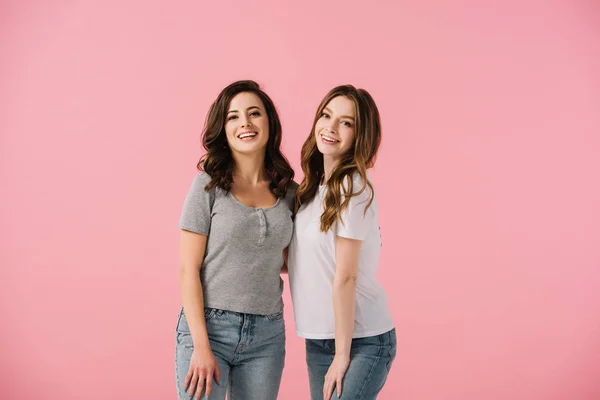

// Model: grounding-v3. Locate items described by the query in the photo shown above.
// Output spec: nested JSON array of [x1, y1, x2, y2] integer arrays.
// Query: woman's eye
[[250, 111, 261, 117], [342, 121, 352, 127], [228, 115, 238, 121], [320, 113, 330, 118]]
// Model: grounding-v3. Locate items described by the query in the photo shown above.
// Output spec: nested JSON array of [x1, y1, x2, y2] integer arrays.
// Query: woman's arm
[[179, 229, 220, 398], [179, 230, 211, 349], [323, 235, 362, 400], [333, 236, 361, 355]]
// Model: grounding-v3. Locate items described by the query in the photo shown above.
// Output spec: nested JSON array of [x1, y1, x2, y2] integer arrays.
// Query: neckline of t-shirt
[[228, 192, 281, 211]]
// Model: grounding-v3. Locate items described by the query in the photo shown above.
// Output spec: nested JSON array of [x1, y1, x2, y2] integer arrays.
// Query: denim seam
[[385, 346, 394, 372], [175, 310, 184, 397], [175, 351, 182, 397], [385, 330, 396, 372], [229, 373, 235, 400], [356, 335, 385, 398]]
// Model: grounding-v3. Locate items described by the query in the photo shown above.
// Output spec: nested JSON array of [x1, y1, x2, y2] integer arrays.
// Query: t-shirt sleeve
[[335, 176, 375, 241], [178, 173, 214, 235]]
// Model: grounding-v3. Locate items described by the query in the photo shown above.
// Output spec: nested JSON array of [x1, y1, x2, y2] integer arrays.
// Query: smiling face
[[314, 95, 356, 163], [224, 92, 269, 156]]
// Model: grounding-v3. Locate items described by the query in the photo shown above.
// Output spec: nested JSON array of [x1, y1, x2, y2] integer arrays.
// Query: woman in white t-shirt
[[288, 85, 396, 400]]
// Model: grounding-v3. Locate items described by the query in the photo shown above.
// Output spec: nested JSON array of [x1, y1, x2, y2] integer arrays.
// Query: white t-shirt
[[288, 173, 395, 339]]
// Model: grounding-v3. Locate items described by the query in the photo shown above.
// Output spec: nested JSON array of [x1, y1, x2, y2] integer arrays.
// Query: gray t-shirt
[[179, 172, 297, 315]]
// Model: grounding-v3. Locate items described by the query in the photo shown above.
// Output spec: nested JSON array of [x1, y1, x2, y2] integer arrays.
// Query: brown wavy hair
[[197, 80, 294, 197], [295, 85, 382, 232]]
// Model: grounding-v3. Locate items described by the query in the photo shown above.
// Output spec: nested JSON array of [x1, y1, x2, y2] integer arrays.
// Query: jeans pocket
[[204, 308, 217, 321], [175, 308, 189, 334], [385, 329, 397, 372], [266, 310, 284, 321]]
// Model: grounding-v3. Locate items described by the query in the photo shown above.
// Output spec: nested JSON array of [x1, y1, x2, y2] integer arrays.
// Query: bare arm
[[323, 235, 362, 400], [333, 236, 361, 357], [179, 230, 211, 349], [179, 229, 220, 397]]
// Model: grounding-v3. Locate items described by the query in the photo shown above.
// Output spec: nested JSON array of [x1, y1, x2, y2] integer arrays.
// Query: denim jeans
[[305, 329, 396, 400], [175, 307, 286, 400]]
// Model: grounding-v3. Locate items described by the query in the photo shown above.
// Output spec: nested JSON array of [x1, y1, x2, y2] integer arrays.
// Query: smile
[[320, 134, 339, 144], [238, 131, 257, 139]]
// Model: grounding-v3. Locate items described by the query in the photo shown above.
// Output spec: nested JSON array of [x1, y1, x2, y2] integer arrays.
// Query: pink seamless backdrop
[[1, 1, 599, 399]]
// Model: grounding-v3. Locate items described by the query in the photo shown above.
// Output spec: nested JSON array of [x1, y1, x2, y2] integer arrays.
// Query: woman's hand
[[185, 346, 221, 399], [323, 354, 350, 400]]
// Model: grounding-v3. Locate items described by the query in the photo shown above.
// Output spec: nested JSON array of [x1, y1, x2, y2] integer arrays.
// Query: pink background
[[2, 1, 600, 399]]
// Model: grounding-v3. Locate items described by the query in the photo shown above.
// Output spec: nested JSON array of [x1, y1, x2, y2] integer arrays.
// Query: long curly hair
[[295, 85, 382, 232], [197, 80, 294, 197]]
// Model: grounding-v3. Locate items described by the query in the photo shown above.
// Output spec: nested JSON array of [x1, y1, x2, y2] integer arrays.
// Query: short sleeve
[[178, 173, 215, 235], [335, 175, 375, 240]]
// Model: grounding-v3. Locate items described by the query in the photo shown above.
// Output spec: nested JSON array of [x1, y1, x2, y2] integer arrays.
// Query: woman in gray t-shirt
[[175, 80, 296, 400]]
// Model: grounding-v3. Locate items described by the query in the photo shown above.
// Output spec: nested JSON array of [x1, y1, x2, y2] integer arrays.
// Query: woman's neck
[[322, 155, 339, 184], [232, 150, 268, 185]]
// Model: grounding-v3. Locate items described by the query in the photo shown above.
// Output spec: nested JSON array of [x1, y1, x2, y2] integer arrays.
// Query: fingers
[[323, 375, 334, 400], [323, 374, 344, 400], [184, 369, 193, 390], [214, 364, 221, 385], [193, 371, 206, 399], [205, 368, 214, 398], [323, 385, 332, 400], [187, 370, 199, 397]]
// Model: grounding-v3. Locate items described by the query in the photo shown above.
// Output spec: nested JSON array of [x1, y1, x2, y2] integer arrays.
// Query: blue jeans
[[305, 329, 396, 400], [175, 307, 286, 400]]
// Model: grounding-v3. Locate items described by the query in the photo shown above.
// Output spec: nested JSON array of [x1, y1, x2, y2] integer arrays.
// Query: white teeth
[[239, 132, 257, 139], [322, 135, 338, 143]]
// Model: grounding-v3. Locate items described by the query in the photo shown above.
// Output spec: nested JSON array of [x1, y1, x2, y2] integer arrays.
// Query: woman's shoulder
[[193, 171, 212, 185], [187, 171, 219, 197], [344, 171, 375, 196]]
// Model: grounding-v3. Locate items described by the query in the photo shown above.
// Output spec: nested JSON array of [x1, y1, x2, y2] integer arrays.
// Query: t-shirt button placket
[[257, 209, 267, 245]]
